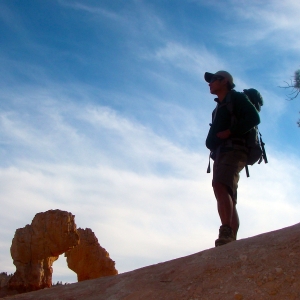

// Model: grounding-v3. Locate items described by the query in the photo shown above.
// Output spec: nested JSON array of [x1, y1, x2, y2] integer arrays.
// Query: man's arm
[[216, 129, 231, 139]]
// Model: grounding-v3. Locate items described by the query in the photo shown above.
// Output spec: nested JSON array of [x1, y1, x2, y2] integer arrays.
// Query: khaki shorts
[[213, 149, 247, 203]]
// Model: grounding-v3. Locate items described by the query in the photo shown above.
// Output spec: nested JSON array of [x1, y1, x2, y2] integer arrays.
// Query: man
[[204, 70, 260, 247]]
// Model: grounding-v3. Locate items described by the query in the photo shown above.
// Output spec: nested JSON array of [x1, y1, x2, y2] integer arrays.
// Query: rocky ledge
[[4, 223, 300, 300]]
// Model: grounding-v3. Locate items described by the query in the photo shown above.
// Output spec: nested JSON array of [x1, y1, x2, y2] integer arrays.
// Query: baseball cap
[[204, 70, 235, 88]]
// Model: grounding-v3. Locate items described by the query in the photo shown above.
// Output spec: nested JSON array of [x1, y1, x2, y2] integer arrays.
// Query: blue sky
[[1, 0, 300, 283]]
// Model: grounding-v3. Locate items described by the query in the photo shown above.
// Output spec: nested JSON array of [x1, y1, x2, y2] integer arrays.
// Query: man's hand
[[216, 129, 231, 139]]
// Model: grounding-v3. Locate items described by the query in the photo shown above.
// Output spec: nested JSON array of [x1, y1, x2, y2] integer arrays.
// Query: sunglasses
[[210, 76, 224, 83]]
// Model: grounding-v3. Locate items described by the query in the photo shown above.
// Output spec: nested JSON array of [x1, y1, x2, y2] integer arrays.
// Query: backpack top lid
[[243, 88, 264, 112]]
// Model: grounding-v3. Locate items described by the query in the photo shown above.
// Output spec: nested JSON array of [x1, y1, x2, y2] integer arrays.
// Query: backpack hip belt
[[220, 138, 249, 153]]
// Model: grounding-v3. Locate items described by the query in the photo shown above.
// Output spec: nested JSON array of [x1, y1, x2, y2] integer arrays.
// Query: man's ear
[[221, 78, 228, 87]]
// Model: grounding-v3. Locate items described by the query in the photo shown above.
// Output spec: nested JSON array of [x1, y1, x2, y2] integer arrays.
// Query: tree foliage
[[280, 69, 300, 100], [279, 69, 300, 126]]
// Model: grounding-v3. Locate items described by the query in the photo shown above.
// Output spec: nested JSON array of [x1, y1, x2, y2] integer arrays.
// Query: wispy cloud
[[202, 0, 300, 49], [58, 1, 122, 21], [58, 0, 165, 42], [232, 0, 300, 30], [151, 42, 225, 77]]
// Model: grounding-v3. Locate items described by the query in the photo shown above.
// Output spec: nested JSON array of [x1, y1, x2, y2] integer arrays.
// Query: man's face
[[208, 76, 227, 95]]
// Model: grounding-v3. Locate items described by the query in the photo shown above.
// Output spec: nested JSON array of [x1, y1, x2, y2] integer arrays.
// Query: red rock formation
[[8, 210, 79, 292], [65, 228, 117, 281]]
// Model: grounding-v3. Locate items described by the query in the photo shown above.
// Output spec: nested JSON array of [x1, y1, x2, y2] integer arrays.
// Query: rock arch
[[8, 210, 117, 293], [8, 210, 79, 292]]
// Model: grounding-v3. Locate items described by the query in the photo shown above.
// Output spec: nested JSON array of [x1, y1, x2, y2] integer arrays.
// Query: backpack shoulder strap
[[225, 90, 252, 177], [224, 90, 236, 125]]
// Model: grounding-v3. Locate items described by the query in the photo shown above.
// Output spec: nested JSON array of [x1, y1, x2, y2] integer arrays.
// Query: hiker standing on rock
[[204, 71, 260, 247]]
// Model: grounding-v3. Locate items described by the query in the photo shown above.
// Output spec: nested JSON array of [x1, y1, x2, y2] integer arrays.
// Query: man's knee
[[212, 181, 228, 192], [213, 181, 233, 203]]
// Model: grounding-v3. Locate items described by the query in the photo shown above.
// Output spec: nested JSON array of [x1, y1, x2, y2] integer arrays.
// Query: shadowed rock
[[65, 228, 118, 281], [0, 272, 12, 288]]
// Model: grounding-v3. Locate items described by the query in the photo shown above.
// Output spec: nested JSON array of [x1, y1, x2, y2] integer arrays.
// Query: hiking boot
[[215, 225, 235, 247]]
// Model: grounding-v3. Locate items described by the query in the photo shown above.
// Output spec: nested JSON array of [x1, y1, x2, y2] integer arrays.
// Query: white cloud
[[0, 88, 210, 281], [189, 0, 300, 50], [233, 0, 300, 30], [152, 42, 225, 78], [0, 158, 213, 280], [58, 0, 165, 43], [237, 148, 300, 239], [226, 0, 300, 49], [61, 1, 121, 21]]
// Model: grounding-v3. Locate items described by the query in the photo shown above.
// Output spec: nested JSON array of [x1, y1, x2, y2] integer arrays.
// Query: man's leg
[[212, 150, 246, 246], [212, 181, 236, 246], [213, 181, 240, 237], [212, 181, 233, 227], [231, 204, 239, 239]]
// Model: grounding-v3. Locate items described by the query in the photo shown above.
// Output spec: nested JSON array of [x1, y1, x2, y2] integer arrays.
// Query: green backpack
[[207, 89, 268, 177], [230, 88, 268, 177]]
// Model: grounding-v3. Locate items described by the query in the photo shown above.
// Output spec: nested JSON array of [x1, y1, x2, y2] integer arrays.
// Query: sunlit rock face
[[65, 228, 118, 281], [8, 210, 79, 292]]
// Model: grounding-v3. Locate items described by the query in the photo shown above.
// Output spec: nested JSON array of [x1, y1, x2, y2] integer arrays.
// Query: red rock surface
[[65, 228, 117, 281], [4, 222, 300, 300], [0, 273, 11, 289], [0, 273, 15, 298], [8, 210, 79, 292]]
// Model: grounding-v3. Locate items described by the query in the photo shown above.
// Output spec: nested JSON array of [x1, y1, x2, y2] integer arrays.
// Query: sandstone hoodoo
[[8, 210, 79, 292], [65, 228, 118, 281]]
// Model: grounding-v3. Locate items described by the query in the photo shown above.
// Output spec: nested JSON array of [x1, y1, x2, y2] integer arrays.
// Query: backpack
[[207, 89, 268, 177], [228, 89, 268, 177]]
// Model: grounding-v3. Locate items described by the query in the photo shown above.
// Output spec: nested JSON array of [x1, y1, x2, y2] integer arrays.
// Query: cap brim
[[204, 72, 214, 83]]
